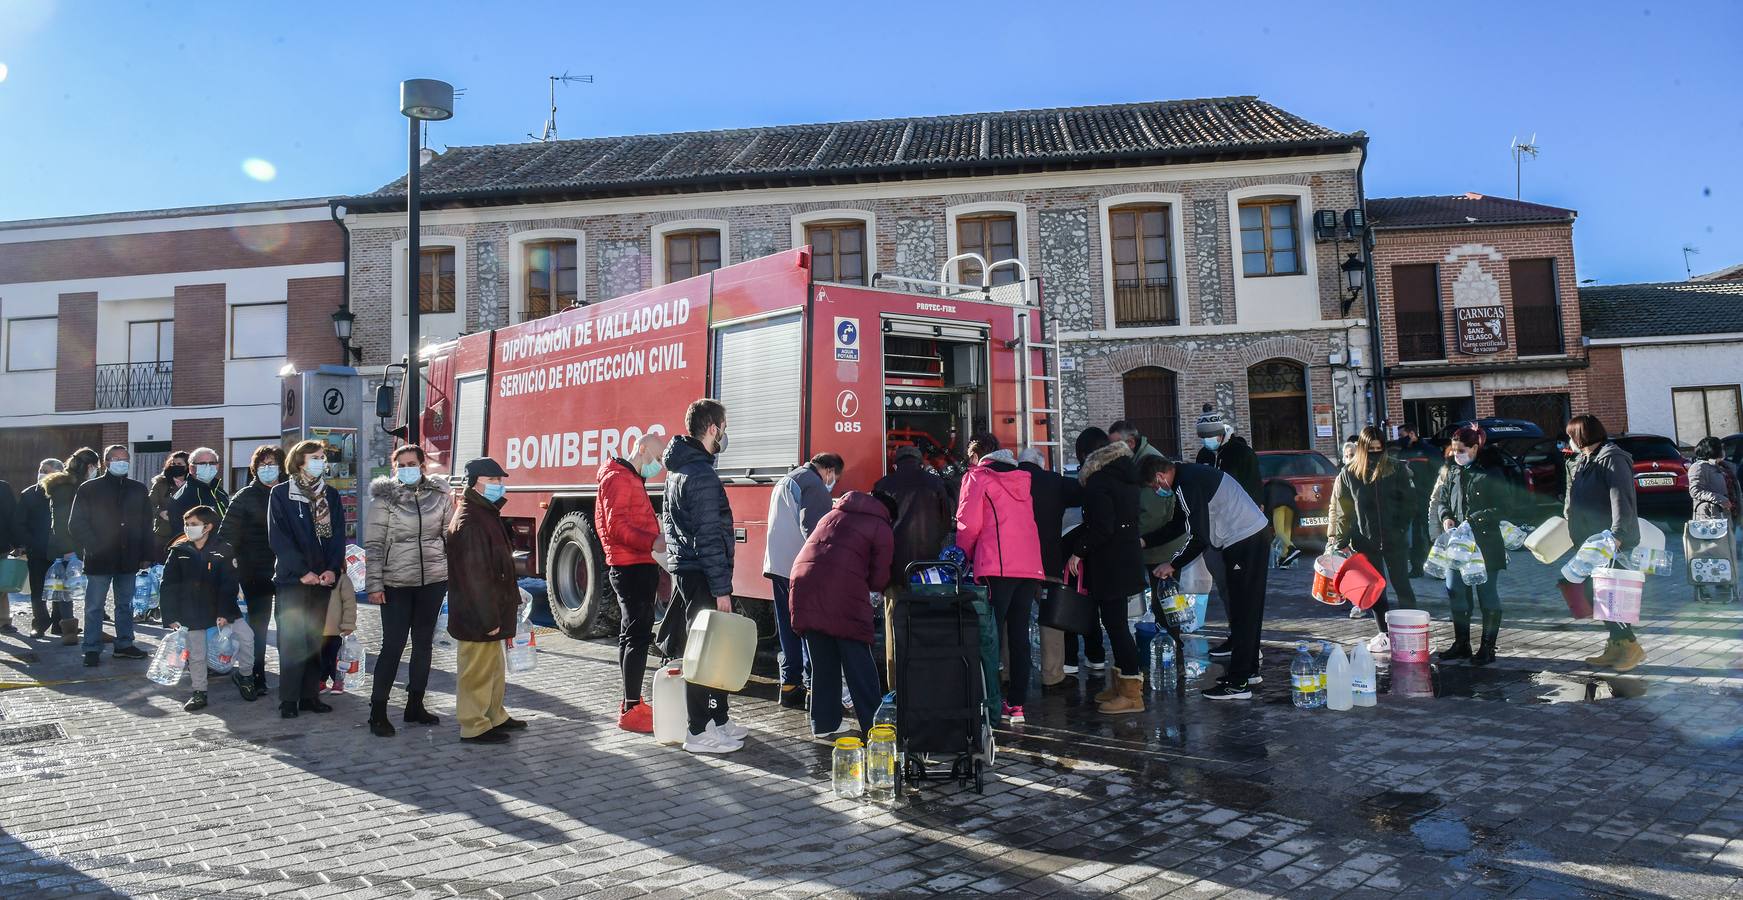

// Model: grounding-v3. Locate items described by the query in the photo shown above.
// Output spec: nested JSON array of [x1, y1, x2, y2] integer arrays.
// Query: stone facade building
[[1367, 194, 1588, 439], [339, 98, 1374, 462]]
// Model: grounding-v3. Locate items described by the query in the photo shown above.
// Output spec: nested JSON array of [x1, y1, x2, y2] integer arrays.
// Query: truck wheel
[[547, 511, 611, 639]]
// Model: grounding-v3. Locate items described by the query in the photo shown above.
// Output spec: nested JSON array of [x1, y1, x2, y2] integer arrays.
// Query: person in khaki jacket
[[362, 444, 453, 737]]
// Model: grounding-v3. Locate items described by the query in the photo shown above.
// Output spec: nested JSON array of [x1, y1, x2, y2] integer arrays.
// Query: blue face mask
[[1155, 486, 1174, 498], [481, 482, 506, 502], [304, 459, 327, 478], [256, 465, 280, 484], [194, 463, 218, 483], [107, 460, 130, 478], [638, 461, 662, 479], [396, 466, 421, 485], [1203, 437, 1221, 452]]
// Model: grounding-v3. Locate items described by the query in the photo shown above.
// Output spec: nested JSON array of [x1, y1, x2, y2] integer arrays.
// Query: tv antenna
[[1683, 244, 1701, 278], [1510, 134, 1540, 200], [422, 87, 467, 150], [532, 72, 593, 142]]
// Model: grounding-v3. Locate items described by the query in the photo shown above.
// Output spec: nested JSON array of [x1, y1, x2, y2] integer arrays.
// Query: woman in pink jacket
[[954, 433, 1044, 724]]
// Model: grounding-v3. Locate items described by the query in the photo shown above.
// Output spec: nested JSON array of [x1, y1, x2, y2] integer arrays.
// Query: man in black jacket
[[14, 459, 70, 638], [658, 399, 745, 754], [168, 446, 230, 525], [219, 445, 281, 694], [68, 445, 154, 666]]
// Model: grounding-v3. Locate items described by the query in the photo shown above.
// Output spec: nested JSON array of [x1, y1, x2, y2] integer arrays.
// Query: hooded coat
[[1329, 456, 1417, 558], [363, 476, 453, 592], [1564, 441, 1641, 554], [660, 435, 735, 598], [43, 471, 79, 559], [954, 451, 1044, 581], [873, 457, 953, 583], [788, 492, 894, 644], [1425, 451, 1509, 571], [444, 489, 521, 642], [16, 474, 72, 559], [596, 458, 660, 567], [1076, 442, 1145, 600]]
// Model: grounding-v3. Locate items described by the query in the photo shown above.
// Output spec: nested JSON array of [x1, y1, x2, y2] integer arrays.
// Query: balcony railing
[[1113, 278, 1178, 327], [1396, 311, 1445, 362], [1514, 305, 1565, 356], [95, 361, 173, 410]]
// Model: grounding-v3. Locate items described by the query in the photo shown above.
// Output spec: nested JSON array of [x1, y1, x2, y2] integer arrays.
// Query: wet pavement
[[1, 547, 1740, 898]]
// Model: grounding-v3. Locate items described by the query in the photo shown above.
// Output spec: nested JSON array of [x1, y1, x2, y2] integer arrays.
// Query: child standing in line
[[160, 506, 257, 711]]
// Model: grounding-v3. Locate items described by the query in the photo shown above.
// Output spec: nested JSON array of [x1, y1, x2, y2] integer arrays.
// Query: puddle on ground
[[1429, 664, 1648, 703]]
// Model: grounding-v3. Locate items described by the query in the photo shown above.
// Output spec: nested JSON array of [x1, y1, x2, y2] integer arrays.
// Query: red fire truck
[[401, 248, 1056, 637]]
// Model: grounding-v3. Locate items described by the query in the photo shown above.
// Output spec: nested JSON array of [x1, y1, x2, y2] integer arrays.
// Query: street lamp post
[[399, 78, 454, 443]]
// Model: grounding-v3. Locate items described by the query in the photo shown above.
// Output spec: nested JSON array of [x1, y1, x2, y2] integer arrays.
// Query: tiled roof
[[349, 97, 1361, 210], [1367, 193, 1576, 229], [1579, 281, 1743, 340], [1693, 262, 1743, 283]]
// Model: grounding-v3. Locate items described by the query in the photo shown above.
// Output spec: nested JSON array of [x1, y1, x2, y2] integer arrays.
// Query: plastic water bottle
[[1351, 642, 1377, 707], [506, 618, 537, 674], [1445, 524, 1477, 564], [872, 693, 898, 732], [1422, 532, 1452, 580], [45, 560, 65, 593], [1150, 632, 1175, 685], [206, 625, 238, 674], [335, 633, 366, 690], [1291, 642, 1325, 709], [1458, 554, 1489, 586], [866, 725, 898, 805], [1499, 520, 1528, 551], [147, 628, 189, 686], [65, 557, 87, 602], [1562, 530, 1618, 582], [1181, 636, 1209, 682], [1325, 643, 1352, 711], [132, 571, 155, 616], [434, 598, 454, 648]]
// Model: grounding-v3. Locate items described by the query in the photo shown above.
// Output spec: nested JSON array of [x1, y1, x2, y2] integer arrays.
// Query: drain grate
[[0, 723, 65, 746]]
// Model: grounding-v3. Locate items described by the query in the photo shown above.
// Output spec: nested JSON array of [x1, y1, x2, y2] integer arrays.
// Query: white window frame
[[508, 228, 586, 323], [651, 219, 732, 286], [790, 209, 876, 284], [5, 316, 58, 372], [1226, 184, 1321, 326], [1097, 192, 1188, 330], [389, 235, 468, 359], [945, 201, 1028, 285], [228, 302, 288, 360]]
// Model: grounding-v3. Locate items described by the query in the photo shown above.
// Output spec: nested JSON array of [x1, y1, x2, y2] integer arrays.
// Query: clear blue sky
[[2, 0, 1737, 284]]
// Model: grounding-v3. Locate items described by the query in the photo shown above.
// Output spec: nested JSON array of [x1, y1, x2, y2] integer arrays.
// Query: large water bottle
[[831, 736, 866, 799], [434, 598, 454, 648], [1325, 643, 1352, 711], [872, 693, 898, 732], [1351, 642, 1377, 707], [335, 633, 366, 690], [866, 725, 898, 805], [1291, 642, 1325, 709], [1445, 524, 1478, 564], [1149, 633, 1175, 686], [506, 618, 538, 675], [206, 625, 238, 674], [1561, 530, 1618, 582], [1422, 532, 1453, 580], [1181, 636, 1209, 682], [44, 559, 65, 593], [1458, 552, 1489, 586], [132, 571, 155, 616], [64, 557, 86, 602], [147, 628, 189, 686], [1499, 520, 1528, 551]]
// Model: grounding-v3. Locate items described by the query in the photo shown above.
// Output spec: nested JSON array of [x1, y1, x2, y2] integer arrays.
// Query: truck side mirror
[[375, 383, 396, 420]]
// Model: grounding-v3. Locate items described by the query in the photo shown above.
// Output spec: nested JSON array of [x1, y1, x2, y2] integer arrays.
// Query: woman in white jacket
[[362, 445, 454, 737]]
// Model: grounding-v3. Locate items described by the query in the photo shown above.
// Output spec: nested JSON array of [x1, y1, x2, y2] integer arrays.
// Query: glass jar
[[832, 736, 865, 799], [866, 725, 898, 804]]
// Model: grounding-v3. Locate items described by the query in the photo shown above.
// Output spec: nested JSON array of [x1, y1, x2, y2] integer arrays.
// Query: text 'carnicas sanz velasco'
[[495, 297, 692, 398]]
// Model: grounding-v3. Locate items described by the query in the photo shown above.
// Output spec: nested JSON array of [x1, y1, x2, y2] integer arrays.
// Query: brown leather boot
[[1612, 639, 1646, 672], [1093, 669, 1122, 703], [1583, 639, 1622, 667], [59, 620, 80, 646], [1097, 672, 1146, 715]]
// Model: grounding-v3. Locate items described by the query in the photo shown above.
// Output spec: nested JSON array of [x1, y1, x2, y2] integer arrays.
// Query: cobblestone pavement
[[1, 544, 1740, 899]]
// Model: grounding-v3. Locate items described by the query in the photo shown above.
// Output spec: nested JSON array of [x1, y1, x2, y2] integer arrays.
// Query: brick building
[[338, 97, 1376, 464], [1367, 193, 1587, 439], [1579, 280, 1743, 444], [0, 199, 344, 490]]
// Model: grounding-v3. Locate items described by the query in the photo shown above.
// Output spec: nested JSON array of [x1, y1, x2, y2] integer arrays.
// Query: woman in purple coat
[[788, 491, 896, 739]]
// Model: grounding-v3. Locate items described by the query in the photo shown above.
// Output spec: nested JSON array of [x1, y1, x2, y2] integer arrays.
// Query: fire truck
[[399, 248, 1057, 638]]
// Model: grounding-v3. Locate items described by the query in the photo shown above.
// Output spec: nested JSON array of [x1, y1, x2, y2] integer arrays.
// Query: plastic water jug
[[434, 598, 455, 648], [1445, 523, 1478, 564], [1290, 642, 1325, 709], [1181, 636, 1210, 682], [1458, 553, 1488, 586], [1561, 531, 1618, 583], [64, 557, 86, 602], [1325, 643, 1352, 711], [1525, 515, 1575, 564], [1499, 520, 1528, 551], [206, 625, 238, 675], [1149, 631, 1175, 684], [1312, 553, 1347, 605], [1388, 609, 1431, 664], [832, 737, 866, 799], [506, 619, 538, 675], [651, 665, 689, 745], [873, 693, 897, 733], [1158, 590, 1195, 631], [1350, 642, 1377, 707], [148, 628, 189, 686], [866, 725, 898, 805], [1592, 566, 1645, 624], [1629, 546, 1673, 575], [1423, 531, 1453, 579], [44, 559, 65, 593], [335, 632, 366, 690], [681, 608, 757, 692]]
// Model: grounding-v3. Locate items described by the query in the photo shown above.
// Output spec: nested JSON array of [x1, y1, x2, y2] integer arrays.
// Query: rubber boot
[[404, 691, 440, 725], [1093, 669, 1122, 703], [1471, 613, 1500, 666], [1584, 639, 1623, 667], [1097, 672, 1145, 715], [1612, 638, 1647, 672], [1437, 619, 1473, 662]]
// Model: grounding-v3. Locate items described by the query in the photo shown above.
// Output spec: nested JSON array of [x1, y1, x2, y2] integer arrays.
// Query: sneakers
[[1085, 660, 1107, 673], [1366, 633, 1392, 655], [685, 722, 743, 754], [1202, 679, 1253, 701], [811, 723, 853, 741], [1208, 642, 1232, 659], [779, 685, 808, 710], [112, 645, 148, 660], [1061, 664, 1079, 675], [1003, 703, 1025, 724], [715, 719, 749, 742], [233, 670, 258, 702], [1349, 603, 1369, 619], [618, 700, 654, 734], [319, 678, 335, 694], [183, 691, 207, 712]]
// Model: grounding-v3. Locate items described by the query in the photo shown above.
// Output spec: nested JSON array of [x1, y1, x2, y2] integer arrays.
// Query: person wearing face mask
[[657, 398, 746, 754], [1329, 426, 1420, 656], [445, 458, 527, 744], [67, 445, 155, 666], [167, 447, 230, 536], [762, 452, 845, 712], [1191, 408, 1261, 660], [267, 440, 347, 718], [956, 433, 1045, 724], [15, 458, 71, 639], [362, 444, 454, 737], [1067, 429, 1146, 715], [1427, 427, 1509, 665], [596, 431, 668, 733], [47, 449, 98, 646], [149, 451, 192, 559], [1560, 415, 1646, 671], [161, 506, 257, 710], [219, 445, 284, 695]]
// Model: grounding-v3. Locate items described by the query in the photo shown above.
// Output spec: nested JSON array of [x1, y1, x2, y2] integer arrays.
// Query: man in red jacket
[[596, 431, 667, 733]]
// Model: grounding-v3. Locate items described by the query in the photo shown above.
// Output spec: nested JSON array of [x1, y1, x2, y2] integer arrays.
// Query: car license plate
[[1299, 516, 1329, 527], [1637, 475, 1674, 488]]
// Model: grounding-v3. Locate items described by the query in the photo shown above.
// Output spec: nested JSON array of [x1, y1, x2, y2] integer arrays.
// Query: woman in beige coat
[[362, 444, 453, 737]]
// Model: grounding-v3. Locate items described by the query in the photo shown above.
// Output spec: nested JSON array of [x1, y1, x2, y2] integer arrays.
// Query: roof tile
[[1368, 194, 1576, 229], [1579, 281, 1743, 340]]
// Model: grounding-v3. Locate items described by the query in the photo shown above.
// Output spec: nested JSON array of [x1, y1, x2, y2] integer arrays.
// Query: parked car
[[1258, 450, 1337, 552], [1491, 437, 1571, 521], [1721, 433, 1743, 469], [1612, 433, 1692, 518], [1429, 418, 1546, 450]]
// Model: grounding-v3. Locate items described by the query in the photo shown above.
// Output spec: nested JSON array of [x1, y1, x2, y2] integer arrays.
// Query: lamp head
[[400, 79, 454, 121]]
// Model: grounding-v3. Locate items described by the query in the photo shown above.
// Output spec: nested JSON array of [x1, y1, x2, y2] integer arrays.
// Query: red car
[[1258, 450, 1337, 551], [1612, 433, 1692, 517]]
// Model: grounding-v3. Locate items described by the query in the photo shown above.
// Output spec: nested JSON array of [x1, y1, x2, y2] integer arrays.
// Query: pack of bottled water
[[147, 628, 189, 686], [1422, 531, 1453, 580], [1499, 520, 1529, 551], [1445, 523, 1479, 564], [44, 559, 65, 594]]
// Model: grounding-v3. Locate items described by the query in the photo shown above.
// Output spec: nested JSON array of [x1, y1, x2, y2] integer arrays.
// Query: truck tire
[[546, 511, 612, 639]]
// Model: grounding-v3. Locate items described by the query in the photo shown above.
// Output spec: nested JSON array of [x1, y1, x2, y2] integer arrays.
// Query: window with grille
[[1392, 264, 1444, 361], [417, 247, 457, 314], [524, 240, 578, 320], [1247, 359, 1310, 451], [1109, 205, 1177, 326], [956, 214, 1018, 285], [1121, 367, 1180, 458], [1509, 258, 1563, 356], [1672, 386, 1742, 448], [1238, 199, 1302, 276], [806, 221, 866, 285], [665, 230, 722, 283]]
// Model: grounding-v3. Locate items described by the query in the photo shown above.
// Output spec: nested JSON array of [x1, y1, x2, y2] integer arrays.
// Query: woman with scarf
[[267, 439, 347, 719]]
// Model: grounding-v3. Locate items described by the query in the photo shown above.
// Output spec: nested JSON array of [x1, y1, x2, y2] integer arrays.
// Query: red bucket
[[1333, 553, 1387, 611], [1559, 580, 1593, 619]]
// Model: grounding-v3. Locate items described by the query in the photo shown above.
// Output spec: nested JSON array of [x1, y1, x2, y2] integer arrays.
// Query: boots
[[369, 703, 397, 737], [404, 691, 440, 725], [1097, 672, 1145, 715], [1437, 620, 1473, 662], [1093, 670, 1122, 703], [1471, 613, 1500, 666], [1584, 639, 1624, 667], [59, 620, 79, 646], [1612, 638, 1647, 672]]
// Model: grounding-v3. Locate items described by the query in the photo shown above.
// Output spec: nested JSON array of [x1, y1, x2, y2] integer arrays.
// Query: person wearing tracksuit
[[1142, 455, 1271, 700]]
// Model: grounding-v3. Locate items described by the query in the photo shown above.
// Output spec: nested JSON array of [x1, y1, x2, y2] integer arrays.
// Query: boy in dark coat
[[789, 491, 894, 737], [444, 457, 526, 744], [161, 505, 256, 710]]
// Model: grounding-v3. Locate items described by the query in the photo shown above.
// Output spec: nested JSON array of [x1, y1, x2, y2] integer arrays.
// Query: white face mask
[[304, 458, 327, 478], [1453, 452, 1474, 467], [183, 524, 206, 541]]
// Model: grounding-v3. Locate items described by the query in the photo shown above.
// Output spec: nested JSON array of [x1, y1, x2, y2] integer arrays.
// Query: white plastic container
[[1636, 518, 1666, 553], [1592, 567, 1645, 624], [652, 665, 689, 745], [1350, 642, 1377, 707], [1325, 644, 1352, 711], [1525, 515, 1574, 565], [681, 608, 757, 692], [1388, 609, 1431, 664]]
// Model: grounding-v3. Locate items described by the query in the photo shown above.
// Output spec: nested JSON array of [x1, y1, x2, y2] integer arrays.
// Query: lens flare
[[0, 63, 10, 83], [241, 158, 277, 181]]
